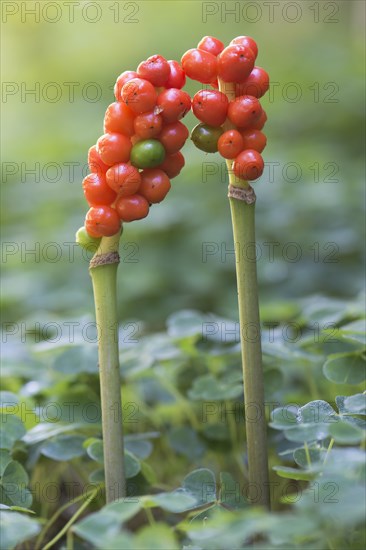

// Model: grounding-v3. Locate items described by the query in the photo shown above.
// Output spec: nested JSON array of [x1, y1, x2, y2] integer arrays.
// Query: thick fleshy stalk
[[219, 80, 270, 509], [89, 232, 126, 502]]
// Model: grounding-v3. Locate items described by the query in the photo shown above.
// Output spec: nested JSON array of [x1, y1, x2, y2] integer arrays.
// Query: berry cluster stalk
[[219, 80, 270, 509], [89, 233, 125, 502]]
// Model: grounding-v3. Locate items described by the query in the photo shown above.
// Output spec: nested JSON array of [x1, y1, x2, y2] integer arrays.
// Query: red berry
[[85, 206, 121, 237], [158, 151, 185, 178], [96, 133, 132, 166], [88, 145, 109, 175], [227, 95, 262, 128], [181, 48, 217, 84], [236, 67, 269, 98], [115, 194, 149, 222], [230, 36, 258, 58], [192, 89, 228, 127], [114, 71, 138, 101], [217, 129, 244, 159], [217, 45, 255, 83], [104, 102, 135, 136], [197, 36, 224, 57], [133, 111, 163, 139], [121, 78, 157, 114], [251, 109, 267, 130], [233, 149, 264, 181], [158, 121, 189, 154], [156, 88, 191, 123], [105, 163, 141, 195], [165, 60, 186, 89], [137, 54, 170, 87], [82, 173, 117, 206], [240, 129, 267, 153], [139, 168, 171, 203]]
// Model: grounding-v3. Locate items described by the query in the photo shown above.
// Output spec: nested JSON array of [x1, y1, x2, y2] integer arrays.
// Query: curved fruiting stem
[[218, 80, 270, 509], [89, 231, 126, 502]]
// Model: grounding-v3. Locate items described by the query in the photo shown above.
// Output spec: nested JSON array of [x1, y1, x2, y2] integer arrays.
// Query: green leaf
[[219, 472, 248, 509], [270, 407, 298, 429], [0, 510, 40, 550], [323, 352, 366, 384], [167, 310, 207, 339], [273, 466, 317, 481], [53, 345, 99, 374], [40, 435, 86, 461], [73, 499, 141, 546], [0, 460, 32, 508], [182, 468, 216, 506], [125, 451, 141, 478], [188, 373, 242, 401], [22, 422, 85, 445], [134, 523, 179, 549], [149, 490, 198, 512], [293, 447, 326, 468], [125, 439, 153, 460], [336, 319, 366, 345], [0, 392, 19, 409], [337, 393, 366, 414], [0, 450, 12, 476], [329, 420, 365, 444], [0, 414, 26, 451], [168, 426, 205, 459], [87, 440, 104, 463], [298, 400, 336, 423]]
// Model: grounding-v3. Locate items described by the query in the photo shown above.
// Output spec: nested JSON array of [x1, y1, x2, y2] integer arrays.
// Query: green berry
[[191, 123, 224, 153], [130, 139, 166, 169], [76, 226, 101, 251]]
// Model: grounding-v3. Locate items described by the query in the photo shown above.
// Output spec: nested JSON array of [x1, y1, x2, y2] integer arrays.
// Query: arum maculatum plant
[[76, 34, 270, 507]]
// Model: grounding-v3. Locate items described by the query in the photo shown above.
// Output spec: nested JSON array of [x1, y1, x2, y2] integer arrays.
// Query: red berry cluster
[[82, 56, 190, 238], [182, 36, 269, 182]]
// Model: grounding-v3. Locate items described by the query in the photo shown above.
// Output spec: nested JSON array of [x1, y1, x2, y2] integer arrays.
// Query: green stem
[[42, 489, 98, 550], [219, 80, 270, 509], [90, 233, 126, 502]]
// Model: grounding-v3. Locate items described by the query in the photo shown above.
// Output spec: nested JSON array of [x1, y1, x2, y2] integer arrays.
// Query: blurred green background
[[1, 0, 365, 334]]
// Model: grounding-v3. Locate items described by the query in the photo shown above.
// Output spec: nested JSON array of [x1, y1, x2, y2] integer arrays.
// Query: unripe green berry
[[76, 226, 101, 251], [130, 139, 166, 169], [191, 123, 224, 153]]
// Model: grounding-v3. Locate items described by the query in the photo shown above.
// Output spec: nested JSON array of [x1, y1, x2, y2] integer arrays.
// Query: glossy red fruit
[[158, 121, 189, 154], [158, 151, 185, 178], [114, 71, 138, 101], [137, 54, 170, 86], [105, 163, 141, 195], [227, 95, 262, 128], [192, 89, 228, 126], [85, 206, 121, 237], [240, 129, 267, 153], [251, 109, 267, 130], [96, 133, 132, 166], [121, 78, 157, 114], [104, 102, 135, 136], [197, 36, 224, 56], [230, 36, 258, 58], [181, 48, 217, 84], [115, 194, 149, 221], [82, 173, 117, 206], [233, 149, 264, 181], [133, 111, 163, 139], [165, 60, 186, 89], [88, 145, 109, 175], [217, 129, 244, 159], [139, 168, 171, 203], [236, 67, 270, 98], [156, 88, 191, 123], [217, 45, 255, 83]]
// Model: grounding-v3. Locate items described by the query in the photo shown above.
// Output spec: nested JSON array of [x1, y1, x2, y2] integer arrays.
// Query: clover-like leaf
[[323, 352, 366, 384]]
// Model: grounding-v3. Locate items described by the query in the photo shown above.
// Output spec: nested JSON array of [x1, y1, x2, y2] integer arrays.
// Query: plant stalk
[[219, 80, 270, 509], [89, 232, 126, 502]]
